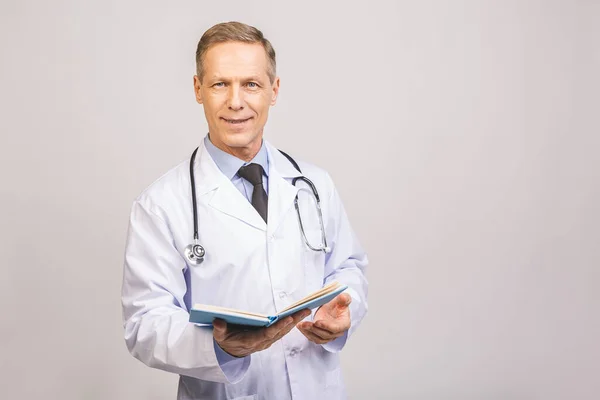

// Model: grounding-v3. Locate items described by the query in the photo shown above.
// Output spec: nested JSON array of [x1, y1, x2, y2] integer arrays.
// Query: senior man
[[122, 21, 368, 399]]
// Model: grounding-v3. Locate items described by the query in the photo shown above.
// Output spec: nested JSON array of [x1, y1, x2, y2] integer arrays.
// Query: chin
[[222, 130, 261, 148]]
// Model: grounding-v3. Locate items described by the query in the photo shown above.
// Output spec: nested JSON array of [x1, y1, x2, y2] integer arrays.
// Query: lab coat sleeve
[[121, 200, 250, 382], [319, 172, 369, 353]]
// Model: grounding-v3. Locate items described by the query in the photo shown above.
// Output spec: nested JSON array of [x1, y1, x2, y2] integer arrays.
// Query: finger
[[297, 322, 334, 340], [266, 317, 295, 339], [226, 323, 262, 334], [285, 310, 310, 326], [313, 318, 349, 334], [212, 318, 227, 339], [264, 309, 311, 342], [263, 316, 298, 345], [276, 309, 311, 334], [271, 320, 296, 342], [299, 322, 339, 340], [229, 328, 267, 354], [298, 327, 329, 345], [272, 316, 295, 331], [290, 308, 312, 322], [336, 293, 352, 307], [274, 309, 311, 335]]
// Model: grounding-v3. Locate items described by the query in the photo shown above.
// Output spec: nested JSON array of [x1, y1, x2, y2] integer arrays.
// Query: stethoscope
[[185, 146, 330, 265]]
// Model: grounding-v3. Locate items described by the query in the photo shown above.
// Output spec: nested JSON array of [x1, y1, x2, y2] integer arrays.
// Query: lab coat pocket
[[230, 395, 257, 400]]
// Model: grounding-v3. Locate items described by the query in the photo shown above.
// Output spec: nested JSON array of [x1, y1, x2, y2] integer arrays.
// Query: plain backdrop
[[1, 1, 599, 399]]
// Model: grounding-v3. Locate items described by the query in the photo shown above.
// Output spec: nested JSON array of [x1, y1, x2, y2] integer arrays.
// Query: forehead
[[203, 41, 270, 79]]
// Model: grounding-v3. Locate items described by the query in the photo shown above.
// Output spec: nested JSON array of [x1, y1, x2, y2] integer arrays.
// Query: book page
[[193, 304, 269, 319], [280, 281, 341, 313]]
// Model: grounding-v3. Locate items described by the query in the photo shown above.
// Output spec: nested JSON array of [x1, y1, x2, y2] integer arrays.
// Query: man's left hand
[[297, 293, 352, 345]]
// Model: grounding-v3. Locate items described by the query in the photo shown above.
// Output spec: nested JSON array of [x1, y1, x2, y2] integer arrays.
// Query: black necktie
[[237, 163, 268, 223]]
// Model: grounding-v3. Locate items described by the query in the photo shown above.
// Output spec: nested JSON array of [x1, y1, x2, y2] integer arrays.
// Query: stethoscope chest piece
[[185, 242, 205, 265]]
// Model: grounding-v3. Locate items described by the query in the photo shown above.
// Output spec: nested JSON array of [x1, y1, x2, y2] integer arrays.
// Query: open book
[[189, 281, 348, 327]]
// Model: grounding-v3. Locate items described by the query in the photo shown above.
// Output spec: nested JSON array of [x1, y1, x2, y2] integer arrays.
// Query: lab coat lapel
[[266, 143, 302, 237], [210, 184, 267, 231], [195, 141, 267, 232]]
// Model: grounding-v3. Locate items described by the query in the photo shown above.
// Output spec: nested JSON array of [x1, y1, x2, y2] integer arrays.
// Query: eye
[[213, 82, 225, 88], [246, 82, 259, 88]]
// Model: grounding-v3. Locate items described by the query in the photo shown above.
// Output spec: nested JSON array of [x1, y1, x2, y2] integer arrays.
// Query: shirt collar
[[204, 134, 269, 180]]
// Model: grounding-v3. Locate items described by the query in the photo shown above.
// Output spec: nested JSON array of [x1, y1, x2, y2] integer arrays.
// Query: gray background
[[1, 1, 599, 399]]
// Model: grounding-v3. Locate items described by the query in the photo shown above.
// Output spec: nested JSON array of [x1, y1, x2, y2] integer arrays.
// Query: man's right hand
[[213, 309, 311, 358]]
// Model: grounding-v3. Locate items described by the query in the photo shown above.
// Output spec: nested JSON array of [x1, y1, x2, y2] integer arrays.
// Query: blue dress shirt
[[204, 134, 269, 200]]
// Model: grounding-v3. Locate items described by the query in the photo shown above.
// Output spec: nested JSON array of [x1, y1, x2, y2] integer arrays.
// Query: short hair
[[195, 21, 277, 83]]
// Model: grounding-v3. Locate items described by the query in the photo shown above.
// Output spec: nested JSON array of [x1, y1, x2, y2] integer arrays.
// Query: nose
[[227, 85, 244, 111]]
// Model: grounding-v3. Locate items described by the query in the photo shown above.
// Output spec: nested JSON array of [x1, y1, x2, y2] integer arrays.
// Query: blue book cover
[[189, 281, 348, 327]]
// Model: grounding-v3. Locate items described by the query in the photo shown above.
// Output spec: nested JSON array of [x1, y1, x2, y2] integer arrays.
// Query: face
[[194, 41, 280, 159]]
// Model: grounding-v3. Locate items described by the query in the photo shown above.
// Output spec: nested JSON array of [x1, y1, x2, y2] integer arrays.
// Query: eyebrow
[[208, 75, 265, 83]]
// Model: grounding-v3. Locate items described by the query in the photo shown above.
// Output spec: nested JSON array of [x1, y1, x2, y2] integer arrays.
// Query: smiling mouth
[[221, 117, 252, 124]]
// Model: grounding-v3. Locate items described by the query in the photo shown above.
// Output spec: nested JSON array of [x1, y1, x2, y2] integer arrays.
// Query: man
[[122, 21, 368, 399]]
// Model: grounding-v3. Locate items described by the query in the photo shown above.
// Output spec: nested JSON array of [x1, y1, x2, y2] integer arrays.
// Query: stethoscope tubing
[[186, 146, 328, 265]]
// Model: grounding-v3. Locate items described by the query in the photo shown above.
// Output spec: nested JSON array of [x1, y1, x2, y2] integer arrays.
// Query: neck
[[208, 133, 263, 162]]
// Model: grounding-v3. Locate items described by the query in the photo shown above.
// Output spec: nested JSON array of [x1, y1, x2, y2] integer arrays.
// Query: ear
[[270, 76, 280, 106], [193, 75, 203, 104]]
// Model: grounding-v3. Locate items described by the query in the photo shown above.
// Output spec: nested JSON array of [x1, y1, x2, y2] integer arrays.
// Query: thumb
[[336, 293, 352, 308], [212, 319, 227, 336]]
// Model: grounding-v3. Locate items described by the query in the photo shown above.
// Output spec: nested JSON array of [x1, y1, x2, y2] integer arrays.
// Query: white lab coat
[[121, 139, 368, 400]]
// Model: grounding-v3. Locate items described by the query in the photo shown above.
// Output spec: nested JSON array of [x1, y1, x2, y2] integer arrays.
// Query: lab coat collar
[[264, 141, 303, 236], [194, 140, 267, 231], [192, 140, 224, 196], [264, 141, 303, 179]]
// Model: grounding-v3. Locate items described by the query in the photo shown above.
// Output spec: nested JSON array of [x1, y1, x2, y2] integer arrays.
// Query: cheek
[[248, 94, 272, 117], [204, 94, 226, 113], [203, 105, 218, 122]]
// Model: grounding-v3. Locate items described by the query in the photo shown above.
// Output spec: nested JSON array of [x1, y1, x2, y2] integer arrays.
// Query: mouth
[[221, 117, 253, 125]]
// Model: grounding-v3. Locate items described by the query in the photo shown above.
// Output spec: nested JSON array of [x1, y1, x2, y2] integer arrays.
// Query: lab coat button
[[279, 291, 287, 299], [289, 348, 298, 357]]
